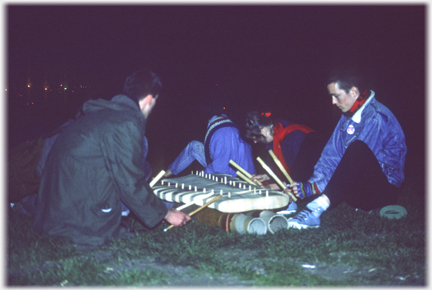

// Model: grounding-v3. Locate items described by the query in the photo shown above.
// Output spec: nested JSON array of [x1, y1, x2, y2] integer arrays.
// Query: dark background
[[6, 4, 426, 175]]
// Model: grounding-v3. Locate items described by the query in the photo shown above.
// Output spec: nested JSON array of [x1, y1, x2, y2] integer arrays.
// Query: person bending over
[[244, 111, 326, 213], [34, 69, 191, 246]]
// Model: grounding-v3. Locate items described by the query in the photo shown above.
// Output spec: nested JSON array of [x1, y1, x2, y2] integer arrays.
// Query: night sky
[[6, 4, 426, 173]]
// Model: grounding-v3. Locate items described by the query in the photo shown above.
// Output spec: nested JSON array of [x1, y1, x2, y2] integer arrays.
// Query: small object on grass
[[302, 264, 315, 269]]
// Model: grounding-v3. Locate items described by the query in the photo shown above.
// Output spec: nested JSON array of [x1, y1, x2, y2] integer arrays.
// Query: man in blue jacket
[[286, 67, 407, 229]]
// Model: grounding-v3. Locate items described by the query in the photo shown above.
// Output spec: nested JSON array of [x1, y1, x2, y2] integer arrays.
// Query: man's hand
[[284, 181, 300, 198], [164, 208, 191, 227], [285, 181, 320, 199], [263, 183, 282, 190], [251, 174, 270, 184]]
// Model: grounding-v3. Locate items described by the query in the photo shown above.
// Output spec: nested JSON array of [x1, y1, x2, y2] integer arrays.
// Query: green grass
[[8, 170, 425, 286]]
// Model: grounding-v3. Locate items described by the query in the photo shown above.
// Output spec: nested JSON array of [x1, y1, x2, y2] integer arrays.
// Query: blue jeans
[[168, 141, 207, 175]]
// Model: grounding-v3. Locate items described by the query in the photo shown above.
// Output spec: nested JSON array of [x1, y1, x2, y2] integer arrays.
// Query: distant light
[[27, 84, 31, 88], [261, 112, 271, 117], [223, 107, 226, 110], [5, 89, 7, 92]]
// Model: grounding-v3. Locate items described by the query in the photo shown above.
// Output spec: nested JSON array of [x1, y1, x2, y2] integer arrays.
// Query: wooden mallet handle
[[268, 150, 294, 184], [229, 160, 263, 186], [164, 194, 223, 231], [149, 170, 166, 188], [256, 157, 297, 202], [236, 171, 257, 185]]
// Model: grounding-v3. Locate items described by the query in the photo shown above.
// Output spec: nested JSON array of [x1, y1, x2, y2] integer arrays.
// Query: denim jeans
[[168, 140, 207, 175]]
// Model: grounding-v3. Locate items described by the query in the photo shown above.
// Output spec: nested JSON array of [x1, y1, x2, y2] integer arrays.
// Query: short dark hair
[[244, 111, 274, 140], [122, 69, 162, 104], [327, 67, 366, 94]]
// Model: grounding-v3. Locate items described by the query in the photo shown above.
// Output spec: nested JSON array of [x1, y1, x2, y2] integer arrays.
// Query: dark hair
[[244, 111, 274, 139], [122, 69, 162, 104], [327, 67, 366, 93]]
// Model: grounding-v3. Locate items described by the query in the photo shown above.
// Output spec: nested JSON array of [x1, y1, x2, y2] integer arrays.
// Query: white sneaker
[[276, 202, 297, 215]]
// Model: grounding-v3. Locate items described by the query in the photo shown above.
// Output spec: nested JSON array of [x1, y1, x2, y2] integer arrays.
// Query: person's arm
[[307, 118, 345, 192], [101, 121, 172, 227]]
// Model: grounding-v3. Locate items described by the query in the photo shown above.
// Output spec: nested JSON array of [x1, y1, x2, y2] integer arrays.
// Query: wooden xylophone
[[152, 172, 289, 213]]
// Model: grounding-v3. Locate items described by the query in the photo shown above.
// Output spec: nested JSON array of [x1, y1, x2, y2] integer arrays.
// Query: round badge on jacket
[[347, 125, 355, 135]]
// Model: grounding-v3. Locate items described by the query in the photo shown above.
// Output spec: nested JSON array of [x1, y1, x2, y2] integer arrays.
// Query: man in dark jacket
[[34, 69, 191, 246]]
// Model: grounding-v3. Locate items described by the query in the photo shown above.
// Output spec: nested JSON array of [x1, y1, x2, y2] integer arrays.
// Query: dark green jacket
[[34, 95, 168, 246]]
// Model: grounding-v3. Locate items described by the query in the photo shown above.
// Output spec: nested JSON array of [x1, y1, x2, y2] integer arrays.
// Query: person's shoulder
[[368, 97, 394, 117]]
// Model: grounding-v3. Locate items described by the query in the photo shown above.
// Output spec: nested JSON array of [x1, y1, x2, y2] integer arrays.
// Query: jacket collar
[[111, 94, 141, 111], [352, 90, 375, 123]]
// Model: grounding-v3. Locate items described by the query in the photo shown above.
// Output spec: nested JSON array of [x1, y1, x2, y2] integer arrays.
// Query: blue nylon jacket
[[308, 91, 407, 191], [204, 115, 256, 176]]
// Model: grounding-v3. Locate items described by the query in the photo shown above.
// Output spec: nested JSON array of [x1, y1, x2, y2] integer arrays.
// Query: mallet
[[149, 170, 166, 188], [164, 194, 223, 232], [229, 160, 263, 186], [236, 171, 257, 185], [256, 157, 297, 202], [268, 150, 294, 184]]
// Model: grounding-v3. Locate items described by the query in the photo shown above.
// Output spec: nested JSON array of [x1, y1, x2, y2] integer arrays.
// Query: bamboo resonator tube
[[229, 160, 263, 186], [256, 157, 297, 202]]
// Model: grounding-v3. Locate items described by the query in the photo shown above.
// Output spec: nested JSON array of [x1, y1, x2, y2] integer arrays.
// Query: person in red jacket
[[244, 111, 327, 213]]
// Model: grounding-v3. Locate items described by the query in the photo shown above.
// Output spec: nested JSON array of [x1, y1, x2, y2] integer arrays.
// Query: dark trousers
[[323, 140, 399, 211]]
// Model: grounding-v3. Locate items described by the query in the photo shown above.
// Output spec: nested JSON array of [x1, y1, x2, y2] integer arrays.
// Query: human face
[[252, 126, 273, 144], [327, 82, 358, 113]]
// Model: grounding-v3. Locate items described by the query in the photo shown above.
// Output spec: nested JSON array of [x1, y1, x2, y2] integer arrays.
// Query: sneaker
[[287, 207, 321, 229], [276, 202, 297, 215], [379, 205, 407, 219]]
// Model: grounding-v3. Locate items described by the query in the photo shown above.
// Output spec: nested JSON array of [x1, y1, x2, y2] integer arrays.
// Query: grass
[[7, 164, 425, 286]]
